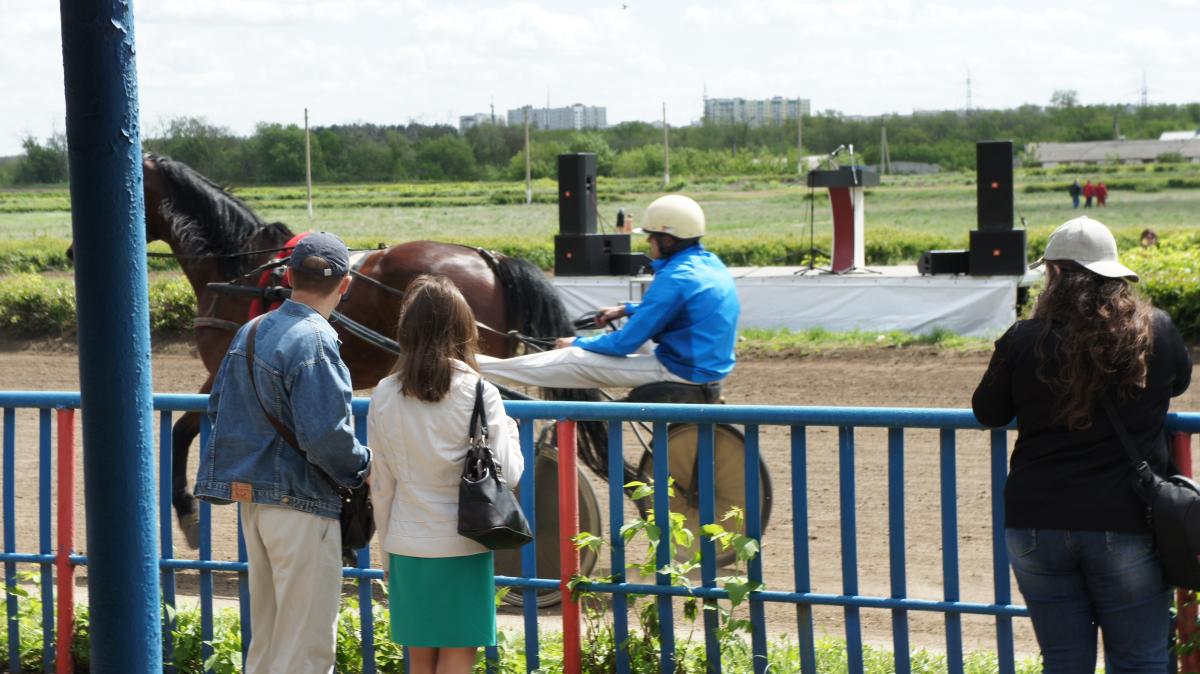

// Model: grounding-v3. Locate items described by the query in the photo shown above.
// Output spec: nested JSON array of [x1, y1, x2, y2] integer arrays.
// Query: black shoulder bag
[[1102, 394, 1200, 590], [457, 378, 533, 549], [245, 318, 375, 563]]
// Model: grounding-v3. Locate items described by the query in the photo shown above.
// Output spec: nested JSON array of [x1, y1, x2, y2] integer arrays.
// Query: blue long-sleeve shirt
[[572, 243, 739, 383]]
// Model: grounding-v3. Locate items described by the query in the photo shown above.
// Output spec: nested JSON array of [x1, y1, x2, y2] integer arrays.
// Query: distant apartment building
[[703, 97, 811, 126], [458, 113, 504, 131], [505, 104, 607, 130]]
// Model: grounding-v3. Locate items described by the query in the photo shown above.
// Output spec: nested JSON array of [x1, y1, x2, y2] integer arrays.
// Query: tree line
[[4, 95, 1198, 186]]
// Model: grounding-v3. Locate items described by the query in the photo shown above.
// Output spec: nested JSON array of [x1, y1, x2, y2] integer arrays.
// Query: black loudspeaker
[[918, 249, 970, 275], [609, 252, 652, 276], [976, 141, 1014, 231], [554, 234, 630, 276], [969, 229, 1027, 276], [558, 153, 597, 235]]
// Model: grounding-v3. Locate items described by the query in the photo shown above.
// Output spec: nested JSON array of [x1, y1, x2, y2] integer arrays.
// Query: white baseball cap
[[1030, 216, 1138, 281]]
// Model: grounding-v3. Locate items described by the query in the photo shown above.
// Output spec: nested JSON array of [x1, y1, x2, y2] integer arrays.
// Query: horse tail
[[493, 256, 612, 479]]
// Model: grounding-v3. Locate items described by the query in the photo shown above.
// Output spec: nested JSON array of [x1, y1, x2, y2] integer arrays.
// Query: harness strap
[[193, 317, 242, 331]]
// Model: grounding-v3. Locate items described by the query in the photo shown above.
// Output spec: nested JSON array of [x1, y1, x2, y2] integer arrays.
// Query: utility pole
[[304, 108, 314, 221], [524, 107, 532, 205], [965, 69, 973, 113], [879, 124, 891, 175], [796, 102, 804, 174], [663, 102, 670, 188]]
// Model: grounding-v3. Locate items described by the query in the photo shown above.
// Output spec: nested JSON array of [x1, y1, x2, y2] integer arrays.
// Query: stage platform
[[549, 266, 1038, 338]]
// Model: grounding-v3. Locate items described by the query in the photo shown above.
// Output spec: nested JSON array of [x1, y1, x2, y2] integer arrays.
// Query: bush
[[0, 276, 198, 338]]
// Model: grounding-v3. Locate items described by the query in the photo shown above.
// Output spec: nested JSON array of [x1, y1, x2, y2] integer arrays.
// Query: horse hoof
[[180, 512, 201, 550]]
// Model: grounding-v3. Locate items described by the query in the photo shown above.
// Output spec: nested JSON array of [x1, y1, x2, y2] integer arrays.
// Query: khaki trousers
[[241, 503, 343, 674], [477, 347, 690, 389]]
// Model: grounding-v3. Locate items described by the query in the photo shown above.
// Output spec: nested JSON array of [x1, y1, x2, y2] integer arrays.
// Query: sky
[[2, 0, 1198, 157]]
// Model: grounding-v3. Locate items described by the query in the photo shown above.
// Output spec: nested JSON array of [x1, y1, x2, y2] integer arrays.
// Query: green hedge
[[0, 274, 194, 337], [3, 233, 1199, 340]]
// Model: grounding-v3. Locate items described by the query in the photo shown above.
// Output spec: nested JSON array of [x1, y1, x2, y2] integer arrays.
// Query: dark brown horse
[[88, 154, 603, 547]]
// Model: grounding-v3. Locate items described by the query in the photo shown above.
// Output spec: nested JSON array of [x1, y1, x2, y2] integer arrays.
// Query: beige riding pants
[[478, 347, 690, 389], [241, 502, 342, 674]]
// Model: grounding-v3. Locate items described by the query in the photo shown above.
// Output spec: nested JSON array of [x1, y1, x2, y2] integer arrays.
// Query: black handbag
[[245, 318, 375, 563], [1103, 394, 1200, 590], [457, 379, 533, 549]]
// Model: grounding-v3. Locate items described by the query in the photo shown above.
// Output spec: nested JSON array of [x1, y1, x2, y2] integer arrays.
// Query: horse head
[[65, 154, 170, 264]]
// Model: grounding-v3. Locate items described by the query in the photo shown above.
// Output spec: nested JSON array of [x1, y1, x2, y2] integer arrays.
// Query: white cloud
[[1, 0, 1198, 156]]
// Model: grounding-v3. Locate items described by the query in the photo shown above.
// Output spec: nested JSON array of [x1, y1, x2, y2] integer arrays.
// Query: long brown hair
[[391, 274, 480, 402], [1033, 261, 1155, 429]]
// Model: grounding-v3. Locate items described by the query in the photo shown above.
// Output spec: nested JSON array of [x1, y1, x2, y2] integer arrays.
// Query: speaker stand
[[795, 183, 833, 276]]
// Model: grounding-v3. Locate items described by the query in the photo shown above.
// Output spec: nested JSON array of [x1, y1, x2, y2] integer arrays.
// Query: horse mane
[[493, 256, 613, 479], [147, 153, 293, 278]]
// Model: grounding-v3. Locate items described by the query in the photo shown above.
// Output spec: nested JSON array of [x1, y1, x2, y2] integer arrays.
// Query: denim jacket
[[196, 300, 371, 519]]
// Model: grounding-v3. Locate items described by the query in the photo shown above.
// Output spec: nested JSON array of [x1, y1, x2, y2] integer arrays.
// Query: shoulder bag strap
[[245, 317, 343, 491], [1100, 392, 1157, 484]]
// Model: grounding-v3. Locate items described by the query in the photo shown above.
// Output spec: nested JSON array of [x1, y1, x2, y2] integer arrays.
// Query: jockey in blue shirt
[[479, 194, 740, 389]]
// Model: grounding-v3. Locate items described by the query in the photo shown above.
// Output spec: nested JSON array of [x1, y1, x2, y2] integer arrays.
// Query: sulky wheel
[[635, 423, 774, 568]]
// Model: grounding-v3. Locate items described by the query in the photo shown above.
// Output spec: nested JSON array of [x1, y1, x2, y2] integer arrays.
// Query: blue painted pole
[[57, 0, 162, 670]]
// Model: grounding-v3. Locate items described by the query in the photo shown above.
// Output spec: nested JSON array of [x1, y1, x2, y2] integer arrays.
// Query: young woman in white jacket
[[368, 274, 523, 674]]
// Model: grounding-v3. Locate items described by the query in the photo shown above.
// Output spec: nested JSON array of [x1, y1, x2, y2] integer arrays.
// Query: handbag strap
[[470, 377, 490, 446], [469, 377, 505, 482], [1099, 392, 1157, 484], [245, 317, 344, 493]]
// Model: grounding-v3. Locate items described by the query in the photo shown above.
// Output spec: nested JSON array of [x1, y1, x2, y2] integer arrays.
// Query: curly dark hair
[[1033, 261, 1155, 429]]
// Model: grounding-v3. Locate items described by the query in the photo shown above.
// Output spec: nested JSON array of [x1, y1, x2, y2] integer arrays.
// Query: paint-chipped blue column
[[58, 0, 162, 671]]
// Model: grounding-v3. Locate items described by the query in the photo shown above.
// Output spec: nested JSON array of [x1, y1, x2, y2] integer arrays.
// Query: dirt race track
[[3, 338, 1199, 659]]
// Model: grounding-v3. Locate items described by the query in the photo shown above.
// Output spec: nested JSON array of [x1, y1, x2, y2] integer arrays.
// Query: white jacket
[[367, 363, 524, 558]]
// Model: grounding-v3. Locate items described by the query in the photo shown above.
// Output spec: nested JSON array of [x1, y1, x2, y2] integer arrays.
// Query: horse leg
[[173, 372, 215, 550], [172, 411, 202, 549]]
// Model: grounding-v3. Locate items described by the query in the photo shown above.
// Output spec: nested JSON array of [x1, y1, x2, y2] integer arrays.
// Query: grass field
[[2, 165, 1199, 255]]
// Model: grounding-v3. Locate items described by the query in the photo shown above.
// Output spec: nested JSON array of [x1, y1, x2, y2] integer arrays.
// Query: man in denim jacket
[[196, 232, 371, 674]]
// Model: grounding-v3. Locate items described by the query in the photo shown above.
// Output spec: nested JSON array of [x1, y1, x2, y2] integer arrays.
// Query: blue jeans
[[1006, 528, 1169, 674]]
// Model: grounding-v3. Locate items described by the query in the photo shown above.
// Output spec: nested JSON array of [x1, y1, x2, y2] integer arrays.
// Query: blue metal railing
[[4, 390, 1200, 674]]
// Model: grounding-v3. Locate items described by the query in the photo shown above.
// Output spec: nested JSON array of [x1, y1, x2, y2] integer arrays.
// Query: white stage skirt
[[550, 266, 1031, 338]]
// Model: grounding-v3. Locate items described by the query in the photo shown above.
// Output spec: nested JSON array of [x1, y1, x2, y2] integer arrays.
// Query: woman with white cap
[[973, 216, 1191, 672]]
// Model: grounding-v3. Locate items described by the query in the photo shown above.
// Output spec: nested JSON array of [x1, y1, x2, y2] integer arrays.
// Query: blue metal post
[[887, 428, 910, 674], [940, 429, 963, 673], [159, 411, 177, 674], [58, 0, 162, 669], [518, 419, 539, 672], [791, 426, 816, 674], [838, 427, 863, 674], [606, 422, 629, 674], [4, 408, 17, 674], [990, 429, 1015, 674]]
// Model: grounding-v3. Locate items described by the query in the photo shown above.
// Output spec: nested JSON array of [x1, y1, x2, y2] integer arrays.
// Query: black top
[[972, 309, 1192, 533]]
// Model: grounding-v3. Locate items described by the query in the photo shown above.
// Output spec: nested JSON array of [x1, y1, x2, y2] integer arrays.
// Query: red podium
[[807, 167, 881, 273]]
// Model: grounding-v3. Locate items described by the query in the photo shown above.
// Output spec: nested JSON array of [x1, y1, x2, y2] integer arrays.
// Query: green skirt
[[387, 551, 496, 648]]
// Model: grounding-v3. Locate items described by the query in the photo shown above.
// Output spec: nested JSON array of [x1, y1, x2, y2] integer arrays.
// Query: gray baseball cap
[[1030, 216, 1138, 281], [289, 232, 350, 277]]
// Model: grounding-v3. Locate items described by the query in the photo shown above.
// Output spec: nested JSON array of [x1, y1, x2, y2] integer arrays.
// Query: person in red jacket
[[1097, 181, 1108, 207], [1083, 180, 1095, 208]]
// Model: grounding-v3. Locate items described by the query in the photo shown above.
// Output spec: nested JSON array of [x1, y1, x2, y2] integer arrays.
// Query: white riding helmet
[[637, 195, 705, 239]]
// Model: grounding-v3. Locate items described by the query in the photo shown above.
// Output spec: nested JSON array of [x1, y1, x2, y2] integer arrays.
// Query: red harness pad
[[247, 232, 311, 320]]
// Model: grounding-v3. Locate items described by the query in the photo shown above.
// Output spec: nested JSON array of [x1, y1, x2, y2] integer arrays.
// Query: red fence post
[[557, 420, 581, 674], [55, 409, 75, 674], [1174, 432, 1200, 674]]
